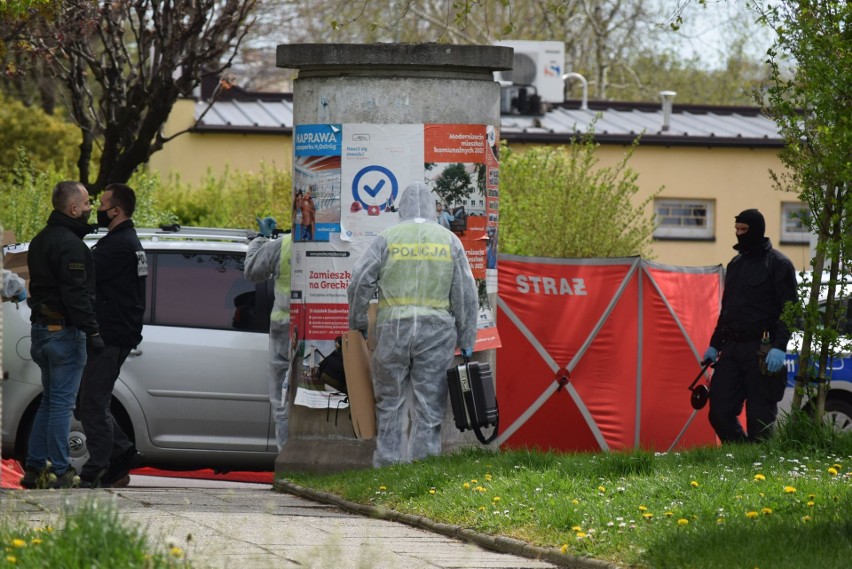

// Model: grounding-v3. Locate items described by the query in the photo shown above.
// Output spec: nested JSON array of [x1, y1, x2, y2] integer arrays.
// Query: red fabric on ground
[[132, 467, 274, 484], [1, 459, 24, 489]]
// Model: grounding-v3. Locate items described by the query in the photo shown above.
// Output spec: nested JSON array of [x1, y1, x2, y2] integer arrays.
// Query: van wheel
[[824, 399, 852, 432]]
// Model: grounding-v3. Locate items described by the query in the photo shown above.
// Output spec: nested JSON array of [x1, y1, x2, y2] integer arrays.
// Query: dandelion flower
[[784, 486, 797, 493], [643, 513, 654, 520], [429, 488, 436, 495], [677, 518, 689, 526], [576, 532, 588, 539], [492, 496, 501, 503], [571, 499, 579, 505], [808, 493, 816, 500], [802, 515, 812, 522], [30, 539, 42, 545], [833, 463, 842, 470], [471, 479, 478, 484], [638, 505, 648, 512], [746, 511, 759, 519], [761, 508, 773, 515], [690, 480, 699, 488], [463, 482, 470, 489], [571, 525, 583, 532], [6, 556, 16, 564], [598, 486, 606, 493], [754, 474, 766, 481], [485, 474, 492, 481], [379, 485, 387, 491], [807, 501, 815, 507], [717, 517, 725, 524], [169, 547, 184, 559], [665, 511, 674, 517], [10, 540, 25, 549], [828, 467, 838, 476], [561, 544, 569, 554], [479, 506, 486, 512]]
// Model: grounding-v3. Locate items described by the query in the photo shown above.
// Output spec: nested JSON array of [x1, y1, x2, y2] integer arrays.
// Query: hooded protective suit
[[245, 233, 292, 451], [348, 182, 478, 467]]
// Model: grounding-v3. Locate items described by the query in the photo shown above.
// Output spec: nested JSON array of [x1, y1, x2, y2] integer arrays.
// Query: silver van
[[2, 227, 278, 473]]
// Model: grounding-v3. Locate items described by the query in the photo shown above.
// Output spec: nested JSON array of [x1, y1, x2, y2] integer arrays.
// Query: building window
[[781, 202, 811, 244], [654, 199, 714, 240]]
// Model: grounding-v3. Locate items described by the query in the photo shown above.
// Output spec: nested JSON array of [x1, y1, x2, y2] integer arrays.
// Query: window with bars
[[653, 199, 714, 239]]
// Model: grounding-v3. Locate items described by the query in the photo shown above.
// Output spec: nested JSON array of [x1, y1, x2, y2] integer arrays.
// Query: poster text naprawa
[[291, 123, 502, 408]]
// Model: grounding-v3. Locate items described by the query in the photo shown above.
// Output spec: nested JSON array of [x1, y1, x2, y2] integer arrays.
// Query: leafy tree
[[8, 0, 256, 195], [433, 163, 474, 207], [0, 91, 79, 172], [499, 136, 658, 258], [754, 0, 852, 422]]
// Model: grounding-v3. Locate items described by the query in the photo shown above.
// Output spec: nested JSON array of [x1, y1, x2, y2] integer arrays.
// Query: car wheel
[[824, 398, 852, 433]]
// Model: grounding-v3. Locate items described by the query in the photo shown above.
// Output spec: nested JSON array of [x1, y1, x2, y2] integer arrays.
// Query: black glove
[[87, 333, 105, 354]]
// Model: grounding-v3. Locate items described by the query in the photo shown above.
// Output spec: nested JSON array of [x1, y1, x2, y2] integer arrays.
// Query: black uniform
[[91, 220, 147, 347], [708, 237, 797, 442], [28, 211, 98, 334], [78, 219, 147, 485]]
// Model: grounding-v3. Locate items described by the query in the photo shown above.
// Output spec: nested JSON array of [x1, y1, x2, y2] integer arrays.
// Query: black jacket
[[28, 211, 98, 335], [710, 237, 798, 351], [91, 220, 147, 347]]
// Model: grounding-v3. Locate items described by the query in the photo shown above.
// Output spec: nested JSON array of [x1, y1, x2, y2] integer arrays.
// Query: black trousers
[[77, 345, 134, 480], [708, 340, 787, 443]]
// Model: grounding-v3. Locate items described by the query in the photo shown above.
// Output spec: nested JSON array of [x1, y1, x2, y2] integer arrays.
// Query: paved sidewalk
[[1, 478, 596, 569]]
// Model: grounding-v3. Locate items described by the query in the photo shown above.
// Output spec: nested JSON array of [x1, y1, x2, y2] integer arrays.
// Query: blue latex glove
[[766, 348, 786, 373], [15, 289, 27, 302], [461, 347, 473, 359], [256, 216, 277, 238], [702, 346, 718, 364]]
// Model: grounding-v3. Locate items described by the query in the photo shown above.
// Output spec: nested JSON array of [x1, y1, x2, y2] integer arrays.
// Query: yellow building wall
[[147, 102, 809, 270], [147, 99, 293, 183]]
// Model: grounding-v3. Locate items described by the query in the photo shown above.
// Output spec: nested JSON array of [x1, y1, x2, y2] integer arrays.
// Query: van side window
[[150, 252, 257, 330]]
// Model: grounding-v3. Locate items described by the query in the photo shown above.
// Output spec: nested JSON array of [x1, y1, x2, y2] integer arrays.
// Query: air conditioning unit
[[494, 40, 565, 104]]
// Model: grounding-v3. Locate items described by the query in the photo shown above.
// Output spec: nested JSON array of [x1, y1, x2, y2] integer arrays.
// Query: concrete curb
[[275, 479, 621, 569]]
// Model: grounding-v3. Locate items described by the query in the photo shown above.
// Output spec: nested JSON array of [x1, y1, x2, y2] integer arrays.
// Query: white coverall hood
[[397, 182, 436, 222]]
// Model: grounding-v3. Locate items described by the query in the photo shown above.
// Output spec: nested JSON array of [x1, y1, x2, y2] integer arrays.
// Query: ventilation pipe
[[561, 72, 588, 110], [660, 90, 677, 132]]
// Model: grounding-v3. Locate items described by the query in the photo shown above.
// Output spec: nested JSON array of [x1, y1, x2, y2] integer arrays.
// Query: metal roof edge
[[501, 132, 785, 148], [191, 125, 293, 135]]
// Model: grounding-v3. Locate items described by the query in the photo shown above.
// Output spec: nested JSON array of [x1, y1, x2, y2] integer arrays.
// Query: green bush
[[155, 163, 293, 231], [499, 136, 659, 258], [0, 92, 79, 174]]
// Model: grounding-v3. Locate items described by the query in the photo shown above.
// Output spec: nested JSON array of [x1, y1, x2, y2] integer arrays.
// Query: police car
[[781, 273, 852, 431]]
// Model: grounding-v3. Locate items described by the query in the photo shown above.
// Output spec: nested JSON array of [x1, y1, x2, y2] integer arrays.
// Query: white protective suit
[[245, 234, 292, 451], [348, 182, 478, 467], [2, 268, 26, 299]]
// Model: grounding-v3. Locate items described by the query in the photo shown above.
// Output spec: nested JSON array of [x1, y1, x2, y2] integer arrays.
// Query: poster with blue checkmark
[[339, 123, 424, 241]]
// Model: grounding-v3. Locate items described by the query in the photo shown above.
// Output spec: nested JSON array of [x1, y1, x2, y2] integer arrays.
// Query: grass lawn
[[281, 424, 852, 568]]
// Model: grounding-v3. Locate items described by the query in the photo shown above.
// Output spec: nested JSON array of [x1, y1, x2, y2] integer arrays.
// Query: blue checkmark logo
[[352, 166, 398, 211]]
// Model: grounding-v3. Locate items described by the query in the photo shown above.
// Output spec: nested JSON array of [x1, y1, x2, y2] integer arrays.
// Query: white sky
[[656, 1, 775, 70]]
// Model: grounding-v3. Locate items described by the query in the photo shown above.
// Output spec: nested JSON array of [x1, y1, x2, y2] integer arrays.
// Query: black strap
[[461, 358, 498, 444]]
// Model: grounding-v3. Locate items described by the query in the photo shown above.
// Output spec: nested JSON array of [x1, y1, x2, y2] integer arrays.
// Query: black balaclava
[[735, 208, 765, 252]]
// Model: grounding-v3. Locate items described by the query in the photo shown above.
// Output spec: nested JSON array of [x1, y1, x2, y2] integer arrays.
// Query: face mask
[[96, 209, 111, 228], [78, 208, 92, 223]]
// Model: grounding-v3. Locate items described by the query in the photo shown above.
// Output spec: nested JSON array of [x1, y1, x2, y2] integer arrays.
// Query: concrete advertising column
[[276, 43, 511, 473]]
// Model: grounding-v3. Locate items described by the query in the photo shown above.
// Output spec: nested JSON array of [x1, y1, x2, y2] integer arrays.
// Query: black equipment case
[[447, 360, 499, 444]]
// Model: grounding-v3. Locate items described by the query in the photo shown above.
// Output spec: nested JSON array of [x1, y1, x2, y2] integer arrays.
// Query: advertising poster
[[290, 237, 364, 408], [339, 123, 425, 241], [293, 124, 343, 242], [291, 123, 501, 408]]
